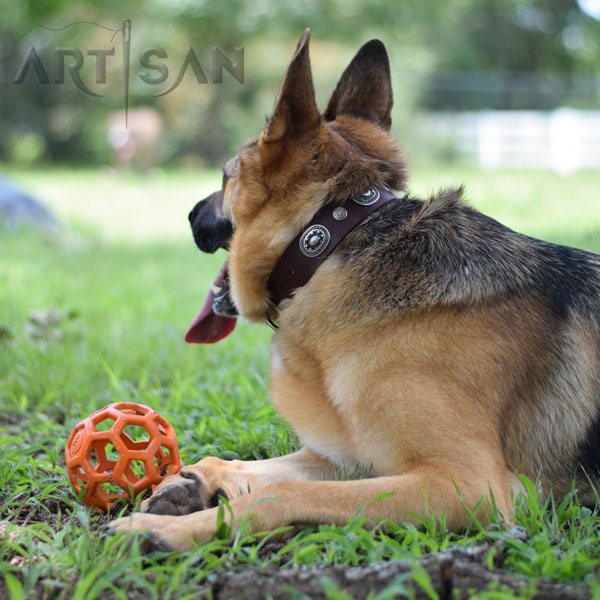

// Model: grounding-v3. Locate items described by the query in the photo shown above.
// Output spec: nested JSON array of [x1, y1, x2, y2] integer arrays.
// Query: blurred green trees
[[1, 0, 599, 167]]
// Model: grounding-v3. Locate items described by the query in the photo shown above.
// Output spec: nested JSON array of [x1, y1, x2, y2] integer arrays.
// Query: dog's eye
[[311, 153, 319, 163], [222, 168, 230, 187]]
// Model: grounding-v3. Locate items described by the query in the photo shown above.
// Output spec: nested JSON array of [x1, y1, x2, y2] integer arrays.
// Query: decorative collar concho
[[266, 186, 398, 329]]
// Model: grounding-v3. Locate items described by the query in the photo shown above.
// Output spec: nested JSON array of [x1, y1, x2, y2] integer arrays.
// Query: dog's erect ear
[[262, 29, 320, 143], [324, 39, 393, 130]]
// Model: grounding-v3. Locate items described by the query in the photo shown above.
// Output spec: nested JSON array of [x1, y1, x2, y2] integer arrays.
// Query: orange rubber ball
[[65, 402, 182, 512]]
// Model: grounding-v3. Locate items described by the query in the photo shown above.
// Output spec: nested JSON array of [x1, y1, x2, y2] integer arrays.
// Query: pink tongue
[[185, 262, 237, 344]]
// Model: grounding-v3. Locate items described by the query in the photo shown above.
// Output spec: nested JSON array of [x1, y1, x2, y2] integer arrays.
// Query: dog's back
[[282, 186, 600, 500]]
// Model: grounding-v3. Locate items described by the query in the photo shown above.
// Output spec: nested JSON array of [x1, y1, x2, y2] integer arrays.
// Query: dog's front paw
[[142, 471, 206, 516], [108, 512, 214, 552]]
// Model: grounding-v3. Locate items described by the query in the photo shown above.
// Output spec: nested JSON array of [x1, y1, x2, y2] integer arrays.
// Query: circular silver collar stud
[[332, 206, 348, 221], [353, 187, 380, 206], [299, 224, 331, 257]]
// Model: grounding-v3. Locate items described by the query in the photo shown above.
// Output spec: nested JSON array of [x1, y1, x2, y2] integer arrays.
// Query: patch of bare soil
[[205, 528, 592, 600], [11, 498, 73, 529], [88, 526, 591, 600], [0, 412, 20, 428]]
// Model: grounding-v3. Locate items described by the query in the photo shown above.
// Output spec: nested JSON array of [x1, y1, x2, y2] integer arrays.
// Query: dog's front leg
[[133, 447, 338, 517], [109, 461, 512, 551]]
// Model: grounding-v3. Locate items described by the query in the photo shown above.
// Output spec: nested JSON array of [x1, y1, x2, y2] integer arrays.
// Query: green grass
[[2, 166, 600, 599]]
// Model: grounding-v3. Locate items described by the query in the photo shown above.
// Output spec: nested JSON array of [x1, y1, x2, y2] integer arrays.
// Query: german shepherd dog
[[111, 30, 600, 551]]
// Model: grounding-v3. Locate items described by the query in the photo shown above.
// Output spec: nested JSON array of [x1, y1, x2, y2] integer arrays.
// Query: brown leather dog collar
[[267, 186, 398, 318]]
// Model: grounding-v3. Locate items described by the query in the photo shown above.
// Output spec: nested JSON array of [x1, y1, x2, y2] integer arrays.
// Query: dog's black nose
[[188, 192, 233, 253], [188, 200, 204, 226]]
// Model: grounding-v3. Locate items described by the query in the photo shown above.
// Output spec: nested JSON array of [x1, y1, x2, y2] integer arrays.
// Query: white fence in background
[[420, 109, 600, 173]]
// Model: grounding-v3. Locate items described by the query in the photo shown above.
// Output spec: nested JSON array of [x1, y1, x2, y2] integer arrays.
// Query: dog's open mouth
[[185, 261, 238, 344]]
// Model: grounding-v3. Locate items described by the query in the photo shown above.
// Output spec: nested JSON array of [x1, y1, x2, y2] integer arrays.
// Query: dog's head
[[186, 29, 408, 343]]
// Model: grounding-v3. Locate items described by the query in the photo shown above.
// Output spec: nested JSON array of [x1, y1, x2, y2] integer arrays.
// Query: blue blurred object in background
[[0, 176, 59, 231]]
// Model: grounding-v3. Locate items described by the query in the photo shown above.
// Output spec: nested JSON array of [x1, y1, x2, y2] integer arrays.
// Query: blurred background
[[2, 0, 600, 173]]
